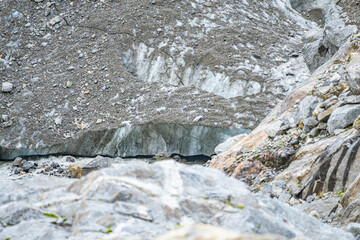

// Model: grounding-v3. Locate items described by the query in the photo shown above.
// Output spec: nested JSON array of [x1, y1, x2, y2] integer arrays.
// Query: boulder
[[296, 96, 322, 123], [347, 223, 360, 238], [328, 104, 360, 134], [265, 120, 284, 138], [346, 53, 360, 95]]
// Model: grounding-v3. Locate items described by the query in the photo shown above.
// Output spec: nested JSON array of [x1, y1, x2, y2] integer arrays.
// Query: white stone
[[1, 82, 13, 93]]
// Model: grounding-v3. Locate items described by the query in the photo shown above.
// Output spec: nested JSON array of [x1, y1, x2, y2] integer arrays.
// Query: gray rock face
[[0, 161, 353, 240], [300, 2, 358, 72], [327, 104, 360, 134], [0, 123, 249, 160], [347, 54, 360, 95]]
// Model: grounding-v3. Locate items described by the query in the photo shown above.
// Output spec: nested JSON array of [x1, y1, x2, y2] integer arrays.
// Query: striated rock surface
[[0, 161, 353, 240]]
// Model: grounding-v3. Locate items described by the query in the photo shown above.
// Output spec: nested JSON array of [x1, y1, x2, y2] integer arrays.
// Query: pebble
[[193, 116, 203, 123], [49, 16, 62, 26], [51, 162, 60, 168], [1, 115, 10, 122], [1, 82, 13, 93], [22, 161, 35, 172]]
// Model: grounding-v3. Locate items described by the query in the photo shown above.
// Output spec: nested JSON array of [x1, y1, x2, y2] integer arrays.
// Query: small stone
[[306, 195, 315, 203], [204, 2, 212, 7], [309, 127, 320, 137], [22, 161, 35, 172], [346, 95, 360, 104], [317, 102, 340, 122], [49, 16, 62, 26], [1, 82, 13, 93], [51, 162, 60, 168], [55, 117, 62, 125], [64, 156, 76, 162], [310, 210, 320, 219], [13, 167, 23, 174], [11, 157, 23, 167], [193, 116, 203, 123], [69, 164, 82, 178], [156, 28, 163, 33], [353, 115, 360, 130], [303, 117, 318, 129], [96, 118, 102, 124], [66, 81, 73, 88], [1, 115, 9, 122], [67, 66, 75, 71]]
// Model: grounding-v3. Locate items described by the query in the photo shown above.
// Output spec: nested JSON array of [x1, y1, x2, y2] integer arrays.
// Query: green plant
[[43, 213, 59, 219], [104, 226, 112, 234]]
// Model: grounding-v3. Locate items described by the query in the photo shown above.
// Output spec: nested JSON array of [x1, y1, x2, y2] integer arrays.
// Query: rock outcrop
[[0, 161, 353, 240], [210, 33, 360, 230]]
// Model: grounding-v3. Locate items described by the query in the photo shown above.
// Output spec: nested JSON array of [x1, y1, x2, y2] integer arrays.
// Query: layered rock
[[0, 161, 353, 240], [0, 123, 248, 160]]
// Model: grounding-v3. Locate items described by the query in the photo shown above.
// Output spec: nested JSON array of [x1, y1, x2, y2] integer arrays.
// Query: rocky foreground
[[210, 30, 360, 239], [0, 160, 354, 240], [1, 0, 360, 239]]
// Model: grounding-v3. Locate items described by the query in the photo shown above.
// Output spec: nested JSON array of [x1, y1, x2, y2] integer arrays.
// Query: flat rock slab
[[0, 161, 353, 240]]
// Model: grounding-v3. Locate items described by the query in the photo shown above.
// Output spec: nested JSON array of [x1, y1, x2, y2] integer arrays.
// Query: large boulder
[[327, 104, 360, 134], [0, 161, 353, 240]]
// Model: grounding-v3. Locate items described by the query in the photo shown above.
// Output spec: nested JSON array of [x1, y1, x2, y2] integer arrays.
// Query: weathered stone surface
[[347, 223, 360, 238], [155, 224, 286, 240], [346, 53, 360, 95], [0, 161, 353, 240], [0, 124, 248, 160], [214, 134, 247, 155], [328, 104, 360, 134], [265, 120, 284, 138], [297, 197, 342, 220], [341, 174, 360, 209]]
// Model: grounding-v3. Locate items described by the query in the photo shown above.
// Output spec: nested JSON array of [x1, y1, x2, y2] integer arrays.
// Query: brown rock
[[11, 157, 23, 167], [353, 115, 360, 130], [69, 164, 83, 178], [317, 102, 340, 122]]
